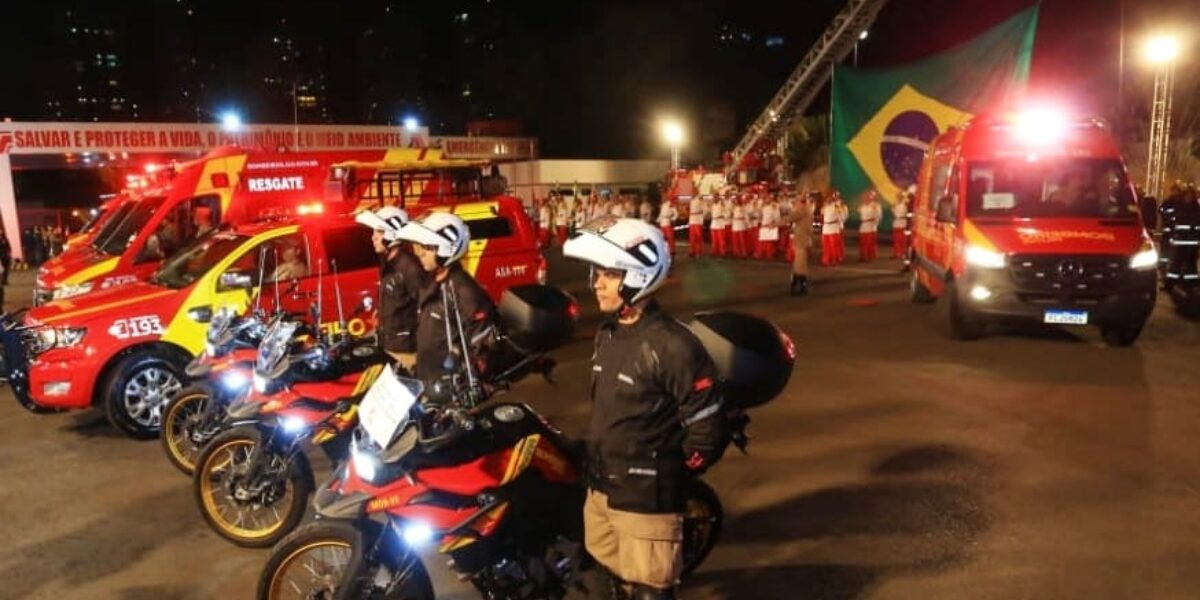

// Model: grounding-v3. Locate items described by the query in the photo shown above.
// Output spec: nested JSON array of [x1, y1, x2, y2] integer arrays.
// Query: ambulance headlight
[[964, 244, 1006, 269], [1130, 243, 1159, 270]]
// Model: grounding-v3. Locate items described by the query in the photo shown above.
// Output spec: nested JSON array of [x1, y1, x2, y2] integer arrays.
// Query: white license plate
[[1044, 309, 1088, 325], [358, 365, 421, 446]]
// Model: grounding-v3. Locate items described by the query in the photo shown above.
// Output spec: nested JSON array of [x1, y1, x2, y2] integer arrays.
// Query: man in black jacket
[[356, 206, 429, 370], [395, 211, 497, 386], [564, 216, 726, 600]]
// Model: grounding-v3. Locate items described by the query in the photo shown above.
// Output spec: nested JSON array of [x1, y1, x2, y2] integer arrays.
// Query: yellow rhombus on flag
[[847, 84, 972, 206]]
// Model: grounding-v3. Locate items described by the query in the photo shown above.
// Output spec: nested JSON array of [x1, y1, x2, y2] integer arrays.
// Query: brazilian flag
[[830, 5, 1038, 224]]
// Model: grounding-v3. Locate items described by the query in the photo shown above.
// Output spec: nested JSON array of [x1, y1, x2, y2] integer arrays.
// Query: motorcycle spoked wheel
[[258, 520, 434, 600], [193, 425, 313, 548], [681, 480, 724, 577], [160, 384, 225, 476]]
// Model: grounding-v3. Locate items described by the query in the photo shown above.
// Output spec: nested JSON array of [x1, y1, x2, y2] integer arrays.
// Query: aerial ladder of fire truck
[[725, 0, 890, 181]]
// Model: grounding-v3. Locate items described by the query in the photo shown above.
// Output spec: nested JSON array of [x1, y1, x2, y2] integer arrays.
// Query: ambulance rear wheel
[[910, 270, 935, 304], [940, 280, 984, 341], [104, 353, 185, 439], [1100, 321, 1144, 347]]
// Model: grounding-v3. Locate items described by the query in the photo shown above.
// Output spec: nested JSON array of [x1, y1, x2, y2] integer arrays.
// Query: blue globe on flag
[[881, 110, 939, 190]]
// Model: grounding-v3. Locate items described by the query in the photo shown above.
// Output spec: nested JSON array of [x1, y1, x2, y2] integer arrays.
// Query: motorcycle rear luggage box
[[686, 311, 795, 409], [497, 285, 577, 352]]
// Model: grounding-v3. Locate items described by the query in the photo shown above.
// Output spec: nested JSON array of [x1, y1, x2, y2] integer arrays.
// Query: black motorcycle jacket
[[378, 247, 430, 354], [587, 301, 727, 514], [414, 264, 497, 385]]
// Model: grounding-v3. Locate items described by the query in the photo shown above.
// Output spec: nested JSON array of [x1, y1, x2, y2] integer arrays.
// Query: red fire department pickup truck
[[909, 111, 1158, 345]]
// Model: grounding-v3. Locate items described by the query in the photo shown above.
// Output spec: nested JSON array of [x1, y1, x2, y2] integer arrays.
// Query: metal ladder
[[726, 0, 889, 174], [1145, 63, 1174, 199]]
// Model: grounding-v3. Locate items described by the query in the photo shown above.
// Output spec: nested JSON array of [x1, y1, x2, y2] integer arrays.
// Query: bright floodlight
[[403, 116, 420, 132], [1014, 107, 1067, 146], [660, 120, 685, 147], [859, 30, 869, 41], [1145, 35, 1180, 65], [220, 111, 244, 131]]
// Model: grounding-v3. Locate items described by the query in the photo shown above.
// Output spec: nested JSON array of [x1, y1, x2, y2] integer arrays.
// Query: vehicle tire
[[910, 270, 935, 304], [681, 479, 724, 578], [1100, 320, 1145, 347], [193, 425, 313, 548], [103, 352, 186, 439], [257, 520, 434, 600], [160, 383, 218, 475], [939, 280, 984, 341]]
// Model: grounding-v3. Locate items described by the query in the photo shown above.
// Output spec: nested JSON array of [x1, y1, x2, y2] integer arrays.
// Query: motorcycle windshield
[[256, 320, 299, 376]]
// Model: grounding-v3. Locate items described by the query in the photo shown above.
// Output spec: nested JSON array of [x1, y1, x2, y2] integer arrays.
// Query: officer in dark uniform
[[395, 211, 497, 386], [1165, 185, 1200, 291], [564, 217, 727, 600], [356, 206, 428, 370]]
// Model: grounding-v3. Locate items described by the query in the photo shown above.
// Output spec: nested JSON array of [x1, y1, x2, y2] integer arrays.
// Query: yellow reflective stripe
[[500, 434, 541, 485], [159, 225, 300, 354], [61, 257, 119, 285], [382, 148, 445, 163], [352, 364, 384, 396], [962, 220, 997, 252], [195, 154, 247, 214], [43, 289, 176, 324]]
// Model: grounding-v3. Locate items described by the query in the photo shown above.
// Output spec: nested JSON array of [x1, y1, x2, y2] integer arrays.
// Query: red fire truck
[[908, 111, 1158, 345], [32, 147, 431, 305]]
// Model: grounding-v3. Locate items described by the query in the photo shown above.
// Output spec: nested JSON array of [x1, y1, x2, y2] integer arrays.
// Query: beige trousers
[[583, 489, 684, 589]]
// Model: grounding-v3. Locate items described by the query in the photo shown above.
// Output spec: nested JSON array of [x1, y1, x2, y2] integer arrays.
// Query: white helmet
[[563, 216, 670, 305], [355, 206, 409, 243], [396, 211, 470, 266]]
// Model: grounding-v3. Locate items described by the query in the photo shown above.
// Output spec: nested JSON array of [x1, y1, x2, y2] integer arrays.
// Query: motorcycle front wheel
[[258, 520, 434, 600], [193, 425, 313, 547], [160, 383, 221, 475]]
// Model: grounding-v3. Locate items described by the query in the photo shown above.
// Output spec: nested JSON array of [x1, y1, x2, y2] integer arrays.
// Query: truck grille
[[1008, 254, 1126, 297]]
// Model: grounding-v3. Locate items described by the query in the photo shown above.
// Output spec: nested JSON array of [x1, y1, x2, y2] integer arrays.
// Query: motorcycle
[[193, 263, 387, 548], [159, 307, 266, 474], [256, 286, 793, 600]]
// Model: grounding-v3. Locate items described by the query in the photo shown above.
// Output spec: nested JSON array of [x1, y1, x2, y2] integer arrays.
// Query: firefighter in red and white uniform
[[687, 195, 706, 258], [891, 192, 909, 260], [658, 200, 679, 256], [835, 192, 849, 263], [731, 196, 748, 258], [857, 191, 882, 262], [554, 197, 571, 247], [537, 197, 553, 248], [821, 198, 843, 265], [709, 195, 729, 257], [746, 194, 761, 252], [756, 195, 781, 260]]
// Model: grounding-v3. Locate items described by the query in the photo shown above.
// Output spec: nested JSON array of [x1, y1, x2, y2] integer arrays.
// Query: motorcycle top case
[[497, 284, 577, 353], [686, 311, 794, 409]]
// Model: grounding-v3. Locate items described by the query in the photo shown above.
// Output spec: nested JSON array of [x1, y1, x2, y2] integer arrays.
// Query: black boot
[[789, 275, 799, 295], [631, 584, 677, 599], [797, 275, 809, 296]]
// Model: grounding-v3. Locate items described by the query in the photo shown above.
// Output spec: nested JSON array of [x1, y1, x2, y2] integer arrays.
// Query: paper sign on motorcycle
[[359, 365, 422, 445]]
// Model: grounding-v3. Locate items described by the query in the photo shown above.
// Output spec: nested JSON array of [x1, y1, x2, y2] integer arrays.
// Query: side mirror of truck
[[218, 271, 254, 292]]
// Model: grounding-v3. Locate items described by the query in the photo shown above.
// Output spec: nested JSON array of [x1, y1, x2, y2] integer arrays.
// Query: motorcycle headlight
[[253, 372, 269, 394], [1130, 242, 1159, 270], [220, 370, 249, 393], [351, 447, 381, 483], [279, 415, 308, 435], [964, 244, 1007, 269], [51, 282, 95, 300]]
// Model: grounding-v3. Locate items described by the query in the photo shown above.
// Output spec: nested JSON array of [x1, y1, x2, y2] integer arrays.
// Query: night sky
[[0, 0, 1195, 160]]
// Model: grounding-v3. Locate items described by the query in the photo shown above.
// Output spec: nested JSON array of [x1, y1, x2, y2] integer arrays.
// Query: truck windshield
[[966, 159, 1138, 219], [89, 201, 136, 251], [152, 233, 249, 289], [95, 196, 167, 255]]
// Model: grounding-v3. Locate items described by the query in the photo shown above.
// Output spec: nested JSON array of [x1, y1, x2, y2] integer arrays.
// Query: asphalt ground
[[1, 248, 1199, 600]]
